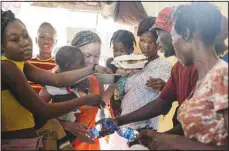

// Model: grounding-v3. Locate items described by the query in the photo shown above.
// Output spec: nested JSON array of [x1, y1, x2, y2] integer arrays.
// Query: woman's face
[[113, 41, 129, 57], [139, 32, 158, 58], [2, 20, 33, 61], [171, 25, 193, 66], [79, 42, 101, 66]]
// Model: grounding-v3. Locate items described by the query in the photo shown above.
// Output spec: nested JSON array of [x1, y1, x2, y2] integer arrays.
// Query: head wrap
[[150, 6, 175, 32], [71, 30, 101, 48]]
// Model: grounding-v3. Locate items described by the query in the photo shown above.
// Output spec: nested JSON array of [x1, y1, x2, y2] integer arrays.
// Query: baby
[[40, 45, 89, 122]]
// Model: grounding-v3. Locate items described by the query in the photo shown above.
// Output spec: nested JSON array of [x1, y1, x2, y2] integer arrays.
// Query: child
[[29, 22, 57, 93], [106, 30, 140, 116], [39, 46, 99, 143]]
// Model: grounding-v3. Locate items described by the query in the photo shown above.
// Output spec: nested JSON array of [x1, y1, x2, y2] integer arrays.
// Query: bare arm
[[164, 124, 184, 135], [52, 93, 78, 103], [2, 61, 102, 120], [24, 62, 112, 87], [116, 97, 173, 126]]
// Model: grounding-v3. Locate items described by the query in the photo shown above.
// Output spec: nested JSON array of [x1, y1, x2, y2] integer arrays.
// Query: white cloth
[[121, 58, 172, 130], [46, 85, 81, 123], [129, 144, 149, 150]]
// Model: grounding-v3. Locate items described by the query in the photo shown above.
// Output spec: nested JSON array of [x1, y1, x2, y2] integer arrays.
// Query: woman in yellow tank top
[[1, 10, 112, 150]]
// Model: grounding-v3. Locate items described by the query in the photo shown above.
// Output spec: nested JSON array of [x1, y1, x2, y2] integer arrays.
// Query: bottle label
[[90, 128, 100, 138], [123, 128, 132, 139]]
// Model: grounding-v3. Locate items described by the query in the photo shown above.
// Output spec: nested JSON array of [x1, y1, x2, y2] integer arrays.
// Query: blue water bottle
[[90, 119, 118, 138], [116, 127, 139, 142]]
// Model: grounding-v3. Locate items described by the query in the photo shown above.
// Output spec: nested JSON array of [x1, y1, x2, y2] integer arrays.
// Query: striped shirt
[[28, 56, 57, 93]]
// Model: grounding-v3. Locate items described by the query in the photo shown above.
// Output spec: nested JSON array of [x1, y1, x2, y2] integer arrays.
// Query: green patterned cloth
[[114, 76, 128, 101]]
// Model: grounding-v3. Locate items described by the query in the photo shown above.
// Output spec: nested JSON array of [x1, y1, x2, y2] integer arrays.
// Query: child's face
[[69, 57, 85, 71], [113, 42, 129, 58], [36, 27, 56, 55]]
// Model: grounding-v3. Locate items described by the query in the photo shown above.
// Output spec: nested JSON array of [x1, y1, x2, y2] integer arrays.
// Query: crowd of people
[[1, 2, 228, 150]]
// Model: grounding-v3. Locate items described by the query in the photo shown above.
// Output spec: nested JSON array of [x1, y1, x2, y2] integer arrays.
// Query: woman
[[1, 10, 111, 150], [106, 17, 172, 150], [119, 17, 172, 132], [58, 30, 105, 150], [139, 3, 228, 150]]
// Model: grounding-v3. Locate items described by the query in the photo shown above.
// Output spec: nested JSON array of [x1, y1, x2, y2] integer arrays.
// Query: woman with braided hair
[[1, 10, 111, 150], [63, 30, 104, 150]]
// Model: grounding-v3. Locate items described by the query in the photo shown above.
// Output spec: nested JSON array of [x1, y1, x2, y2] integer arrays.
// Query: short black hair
[[110, 30, 136, 54], [173, 3, 222, 46], [38, 22, 56, 34], [55, 46, 84, 69], [137, 17, 158, 41]]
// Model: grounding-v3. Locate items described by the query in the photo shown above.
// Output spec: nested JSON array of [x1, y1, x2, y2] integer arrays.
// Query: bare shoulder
[[2, 60, 20, 73]]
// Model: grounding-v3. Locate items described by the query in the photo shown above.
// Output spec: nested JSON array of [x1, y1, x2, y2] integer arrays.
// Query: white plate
[[111, 60, 148, 69], [113, 54, 147, 62]]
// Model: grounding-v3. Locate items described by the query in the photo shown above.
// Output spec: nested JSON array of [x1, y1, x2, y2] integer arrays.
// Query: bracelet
[[92, 64, 98, 72]]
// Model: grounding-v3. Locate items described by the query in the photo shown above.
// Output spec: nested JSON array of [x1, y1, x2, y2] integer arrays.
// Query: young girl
[[106, 30, 138, 116]]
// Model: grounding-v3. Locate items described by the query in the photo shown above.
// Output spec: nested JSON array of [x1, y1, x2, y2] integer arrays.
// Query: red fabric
[[28, 57, 56, 93], [159, 62, 198, 105], [28, 57, 56, 70], [151, 6, 175, 32]]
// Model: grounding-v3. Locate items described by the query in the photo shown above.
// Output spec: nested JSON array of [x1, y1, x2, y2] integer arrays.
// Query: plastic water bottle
[[90, 124, 101, 138], [116, 127, 139, 142], [90, 119, 118, 138], [90, 119, 139, 142]]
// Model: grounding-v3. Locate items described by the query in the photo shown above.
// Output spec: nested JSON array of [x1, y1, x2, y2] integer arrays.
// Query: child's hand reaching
[[84, 94, 106, 109]]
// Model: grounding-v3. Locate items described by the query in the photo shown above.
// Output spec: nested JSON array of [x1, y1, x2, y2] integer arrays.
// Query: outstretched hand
[[64, 122, 95, 144], [94, 65, 113, 74], [84, 94, 106, 109], [146, 77, 166, 91], [139, 130, 178, 150], [95, 118, 119, 137]]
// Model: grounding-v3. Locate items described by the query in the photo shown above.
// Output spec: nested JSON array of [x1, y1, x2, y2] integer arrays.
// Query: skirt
[[2, 136, 43, 150]]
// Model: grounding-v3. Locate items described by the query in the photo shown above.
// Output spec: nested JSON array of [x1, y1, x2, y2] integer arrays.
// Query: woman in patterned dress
[[105, 17, 172, 150]]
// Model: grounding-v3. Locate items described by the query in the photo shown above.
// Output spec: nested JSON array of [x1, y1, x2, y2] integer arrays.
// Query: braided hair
[[1, 10, 24, 53], [110, 30, 136, 54], [71, 30, 101, 48], [172, 3, 222, 46]]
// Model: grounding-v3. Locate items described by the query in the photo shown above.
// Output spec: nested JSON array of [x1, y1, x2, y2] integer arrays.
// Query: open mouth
[[43, 45, 50, 49]]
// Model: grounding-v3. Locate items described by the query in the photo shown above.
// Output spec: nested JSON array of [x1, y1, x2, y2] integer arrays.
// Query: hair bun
[[1, 10, 15, 20], [1, 10, 16, 35]]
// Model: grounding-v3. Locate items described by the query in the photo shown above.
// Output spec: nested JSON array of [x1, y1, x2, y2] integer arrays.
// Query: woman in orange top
[[70, 30, 105, 150]]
